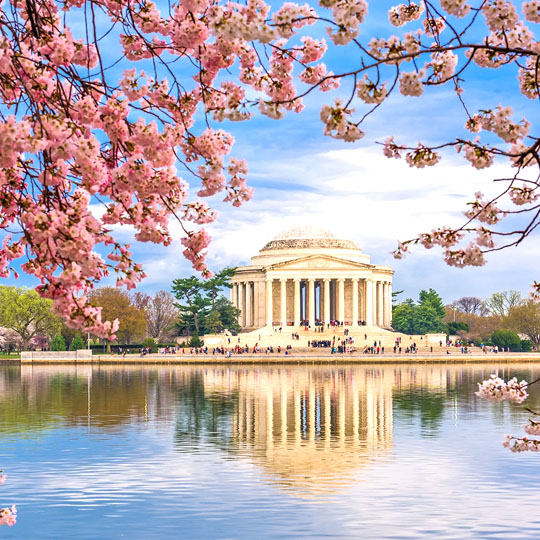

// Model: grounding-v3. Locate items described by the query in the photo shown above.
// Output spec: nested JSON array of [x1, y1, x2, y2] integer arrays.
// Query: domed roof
[[262, 226, 359, 251]]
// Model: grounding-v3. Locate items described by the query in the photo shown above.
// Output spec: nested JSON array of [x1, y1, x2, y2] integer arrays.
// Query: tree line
[[392, 288, 540, 351], [447, 291, 540, 350], [0, 268, 239, 351]]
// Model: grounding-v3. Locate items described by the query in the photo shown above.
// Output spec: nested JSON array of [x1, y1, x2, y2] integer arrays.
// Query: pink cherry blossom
[[0, 505, 16, 527], [476, 374, 528, 403]]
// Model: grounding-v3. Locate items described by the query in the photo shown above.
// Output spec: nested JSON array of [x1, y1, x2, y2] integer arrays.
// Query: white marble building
[[230, 227, 393, 330]]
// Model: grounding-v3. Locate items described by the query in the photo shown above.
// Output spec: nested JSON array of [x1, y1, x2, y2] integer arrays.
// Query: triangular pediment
[[265, 254, 373, 271]]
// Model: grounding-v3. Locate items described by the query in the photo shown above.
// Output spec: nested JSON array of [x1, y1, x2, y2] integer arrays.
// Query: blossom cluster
[[0, 0, 337, 336], [475, 374, 528, 404], [0, 473, 16, 527], [502, 435, 540, 452], [1, 0, 540, 337], [320, 100, 365, 142], [0, 505, 16, 527]]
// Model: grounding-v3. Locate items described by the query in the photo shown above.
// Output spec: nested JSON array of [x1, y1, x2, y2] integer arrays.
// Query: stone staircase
[[205, 325, 450, 353]]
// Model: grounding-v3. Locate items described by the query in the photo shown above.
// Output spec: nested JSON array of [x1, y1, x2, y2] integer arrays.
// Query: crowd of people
[[108, 327, 539, 358]]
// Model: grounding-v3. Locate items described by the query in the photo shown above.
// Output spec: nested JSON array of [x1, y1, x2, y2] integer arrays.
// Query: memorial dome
[[261, 226, 360, 251]]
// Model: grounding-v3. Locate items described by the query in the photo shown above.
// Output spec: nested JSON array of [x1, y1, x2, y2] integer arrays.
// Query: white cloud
[[127, 145, 537, 303]]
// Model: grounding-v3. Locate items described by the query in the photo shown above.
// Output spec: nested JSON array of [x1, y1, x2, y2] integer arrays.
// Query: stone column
[[338, 278, 345, 323], [245, 281, 253, 327], [231, 283, 237, 307], [377, 281, 384, 327], [280, 278, 287, 326], [352, 278, 359, 326], [323, 279, 331, 324], [387, 281, 393, 327], [308, 278, 315, 326], [372, 281, 377, 326], [238, 282, 245, 327], [365, 279, 373, 325], [318, 280, 323, 322], [266, 278, 273, 327], [382, 282, 389, 326], [253, 281, 260, 328], [294, 279, 301, 326]]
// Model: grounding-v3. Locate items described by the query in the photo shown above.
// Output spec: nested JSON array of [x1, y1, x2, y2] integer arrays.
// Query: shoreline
[[4, 352, 540, 365]]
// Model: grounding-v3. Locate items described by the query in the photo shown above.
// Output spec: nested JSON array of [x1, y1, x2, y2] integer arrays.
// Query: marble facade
[[230, 227, 394, 330]]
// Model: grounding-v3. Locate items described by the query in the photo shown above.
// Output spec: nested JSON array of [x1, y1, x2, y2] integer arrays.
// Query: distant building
[[230, 227, 393, 330]]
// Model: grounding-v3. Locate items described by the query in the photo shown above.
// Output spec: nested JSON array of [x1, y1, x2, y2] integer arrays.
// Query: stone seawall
[[21, 349, 93, 363], [16, 352, 540, 364]]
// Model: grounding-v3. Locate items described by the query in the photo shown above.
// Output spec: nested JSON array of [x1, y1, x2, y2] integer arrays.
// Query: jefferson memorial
[[230, 227, 393, 330]]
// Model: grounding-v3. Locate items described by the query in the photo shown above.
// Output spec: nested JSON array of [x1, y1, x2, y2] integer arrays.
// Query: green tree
[[392, 290, 446, 335], [0, 286, 62, 350], [172, 270, 240, 336], [520, 340, 532, 353], [210, 296, 241, 334], [205, 309, 224, 334], [70, 335, 85, 351], [172, 276, 210, 335], [203, 267, 237, 309], [50, 334, 67, 351], [391, 302, 415, 334], [412, 304, 447, 334], [491, 329, 521, 351], [419, 288, 446, 319]]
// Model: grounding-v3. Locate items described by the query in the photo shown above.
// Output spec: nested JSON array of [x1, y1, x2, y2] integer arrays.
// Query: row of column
[[231, 278, 392, 328]]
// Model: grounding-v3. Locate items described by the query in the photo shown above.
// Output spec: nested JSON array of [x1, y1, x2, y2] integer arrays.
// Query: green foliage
[[520, 339, 532, 352], [419, 288, 446, 319], [50, 334, 67, 351], [172, 275, 210, 335], [141, 337, 158, 353], [203, 267, 237, 309], [0, 286, 62, 349], [205, 309, 223, 334], [211, 296, 241, 334], [172, 267, 240, 336], [189, 334, 204, 347], [392, 289, 447, 335], [392, 303, 415, 334], [70, 335, 86, 351], [491, 329, 521, 351], [447, 321, 469, 335]]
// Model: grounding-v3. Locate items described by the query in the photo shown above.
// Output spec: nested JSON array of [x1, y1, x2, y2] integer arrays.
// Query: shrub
[[141, 337, 158, 353], [491, 329, 521, 352], [70, 335, 86, 351], [520, 340, 532, 353], [50, 334, 67, 351], [189, 334, 203, 347]]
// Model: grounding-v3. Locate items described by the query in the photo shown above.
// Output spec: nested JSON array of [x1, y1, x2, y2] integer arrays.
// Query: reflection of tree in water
[[174, 372, 237, 451], [393, 390, 447, 435], [0, 368, 151, 435]]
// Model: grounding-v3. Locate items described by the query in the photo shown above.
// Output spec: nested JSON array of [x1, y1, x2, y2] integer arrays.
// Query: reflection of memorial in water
[[204, 367, 394, 496]]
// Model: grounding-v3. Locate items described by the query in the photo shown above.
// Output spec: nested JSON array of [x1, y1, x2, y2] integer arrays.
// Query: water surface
[[1, 363, 539, 539]]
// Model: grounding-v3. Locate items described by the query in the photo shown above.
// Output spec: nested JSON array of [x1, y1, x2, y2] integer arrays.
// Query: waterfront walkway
[[11, 351, 540, 364]]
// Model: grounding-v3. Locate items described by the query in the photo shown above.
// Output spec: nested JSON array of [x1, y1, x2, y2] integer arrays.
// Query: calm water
[[1, 363, 540, 539]]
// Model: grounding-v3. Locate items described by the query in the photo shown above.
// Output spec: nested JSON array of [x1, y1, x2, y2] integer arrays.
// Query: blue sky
[[7, 0, 540, 305], [134, 0, 540, 305]]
